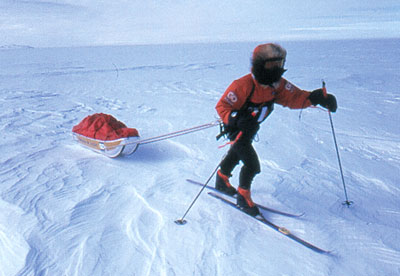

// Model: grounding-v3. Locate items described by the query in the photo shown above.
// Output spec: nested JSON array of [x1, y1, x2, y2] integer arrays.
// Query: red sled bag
[[72, 113, 140, 157]]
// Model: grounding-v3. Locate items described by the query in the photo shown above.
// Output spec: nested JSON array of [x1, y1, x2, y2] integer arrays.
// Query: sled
[[72, 132, 140, 158], [72, 115, 220, 158]]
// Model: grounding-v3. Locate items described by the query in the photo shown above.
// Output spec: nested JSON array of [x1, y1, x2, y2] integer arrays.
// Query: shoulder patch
[[285, 82, 294, 92], [224, 91, 238, 105]]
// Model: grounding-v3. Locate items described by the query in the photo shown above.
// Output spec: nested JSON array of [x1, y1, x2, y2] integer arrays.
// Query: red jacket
[[216, 74, 312, 124]]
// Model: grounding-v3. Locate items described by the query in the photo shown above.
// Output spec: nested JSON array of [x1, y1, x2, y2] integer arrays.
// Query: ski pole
[[175, 161, 221, 225], [175, 112, 258, 224], [322, 81, 353, 207]]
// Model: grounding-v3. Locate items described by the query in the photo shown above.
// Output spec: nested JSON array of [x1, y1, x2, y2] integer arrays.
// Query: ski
[[208, 192, 331, 254], [186, 179, 303, 218]]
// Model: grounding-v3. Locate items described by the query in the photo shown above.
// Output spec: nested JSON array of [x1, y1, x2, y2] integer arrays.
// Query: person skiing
[[215, 43, 337, 216]]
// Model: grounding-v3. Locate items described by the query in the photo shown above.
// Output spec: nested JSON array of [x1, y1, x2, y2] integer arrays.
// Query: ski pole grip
[[322, 80, 328, 98]]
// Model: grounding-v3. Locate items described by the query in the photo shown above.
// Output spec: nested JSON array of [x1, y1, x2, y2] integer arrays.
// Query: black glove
[[308, 89, 337, 112]]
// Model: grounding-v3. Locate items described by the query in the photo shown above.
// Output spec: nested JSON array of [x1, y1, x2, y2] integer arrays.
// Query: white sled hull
[[72, 133, 140, 158]]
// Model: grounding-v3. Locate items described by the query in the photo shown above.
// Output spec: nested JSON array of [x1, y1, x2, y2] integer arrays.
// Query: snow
[[1, 38, 400, 276]]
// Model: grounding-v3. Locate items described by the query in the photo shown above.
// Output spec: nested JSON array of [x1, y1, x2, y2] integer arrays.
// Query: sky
[[1, 0, 400, 47]]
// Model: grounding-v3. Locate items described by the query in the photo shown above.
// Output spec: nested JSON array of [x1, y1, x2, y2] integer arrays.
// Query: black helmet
[[251, 43, 287, 85]]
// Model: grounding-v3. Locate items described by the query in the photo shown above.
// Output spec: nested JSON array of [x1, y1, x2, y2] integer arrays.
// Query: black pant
[[220, 140, 261, 190]]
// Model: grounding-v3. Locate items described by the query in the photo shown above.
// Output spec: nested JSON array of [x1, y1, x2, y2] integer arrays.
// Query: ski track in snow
[[1, 39, 400, 276]]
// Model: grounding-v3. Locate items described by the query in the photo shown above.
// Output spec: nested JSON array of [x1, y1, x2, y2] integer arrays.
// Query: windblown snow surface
[[0, 39, 399, 276]]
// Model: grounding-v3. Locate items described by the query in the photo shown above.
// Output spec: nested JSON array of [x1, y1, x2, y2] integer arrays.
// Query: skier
[[215, 43, 337, 216]]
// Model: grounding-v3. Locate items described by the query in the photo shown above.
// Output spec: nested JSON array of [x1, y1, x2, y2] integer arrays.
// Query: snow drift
[[0, 39, 399, 276]]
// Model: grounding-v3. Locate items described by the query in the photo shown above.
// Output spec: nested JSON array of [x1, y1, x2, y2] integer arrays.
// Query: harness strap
[[216, 82, 255, 140]]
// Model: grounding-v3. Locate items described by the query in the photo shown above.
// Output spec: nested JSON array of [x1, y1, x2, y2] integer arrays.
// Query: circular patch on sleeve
[[225, 91, 238, 105], [285, 82, 294, 92]]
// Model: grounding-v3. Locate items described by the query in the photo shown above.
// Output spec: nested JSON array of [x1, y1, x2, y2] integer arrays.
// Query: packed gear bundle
[[72, 113, 140, 158]]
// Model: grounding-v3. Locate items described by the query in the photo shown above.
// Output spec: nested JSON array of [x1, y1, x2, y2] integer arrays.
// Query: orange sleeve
[[274, 79, 313, 109], [215, 78, 252, 124]]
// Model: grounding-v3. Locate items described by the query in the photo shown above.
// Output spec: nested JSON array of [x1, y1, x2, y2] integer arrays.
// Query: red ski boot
[[215, 170, 237, 196], [237, 187, 260, 216]]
